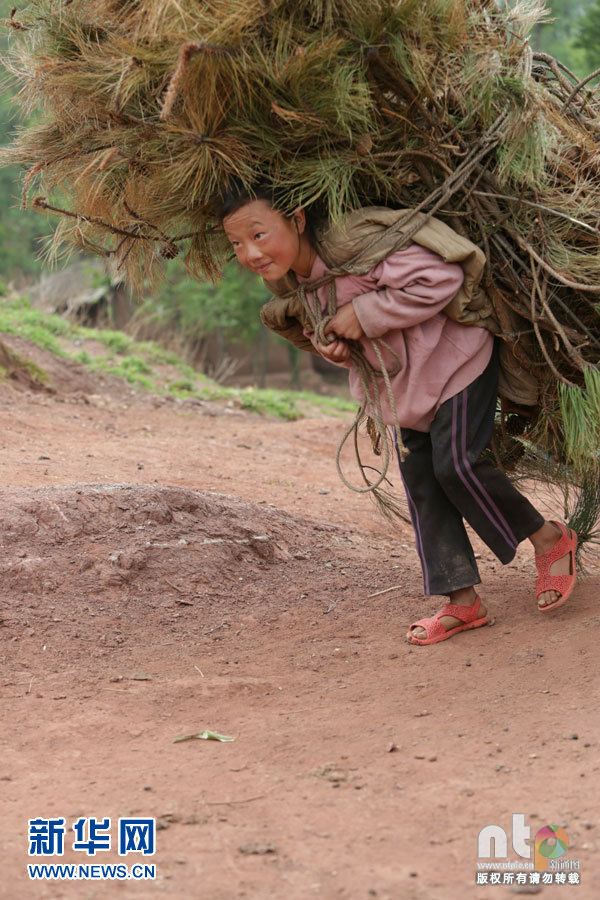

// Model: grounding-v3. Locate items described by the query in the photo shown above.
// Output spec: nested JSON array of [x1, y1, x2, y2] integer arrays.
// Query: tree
[[574, 1, 600, 71], [531, 0, 592, 77], [0, 1, 55, 282]]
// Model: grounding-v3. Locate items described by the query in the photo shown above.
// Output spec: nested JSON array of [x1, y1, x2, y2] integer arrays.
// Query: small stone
[[238, 843, 276, 855], [319, 489, 329, 495], [414, 754, 425, 760], [571, 733, 579, 740], [511, 884, 543, 894], [428, 755, 437, 762], [387, 743, 398, 753]]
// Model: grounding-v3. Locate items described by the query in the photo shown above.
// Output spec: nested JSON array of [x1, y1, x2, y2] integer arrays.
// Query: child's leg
[[428, 350, 544, 562], [395, 428, 480, 596], [428, 348, 574, 611], [396, 428, 488, 643]]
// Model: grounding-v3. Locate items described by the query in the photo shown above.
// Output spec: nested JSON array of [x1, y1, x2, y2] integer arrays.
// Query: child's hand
[[324, 302, 364, 342], [316, 338, 351, 364]]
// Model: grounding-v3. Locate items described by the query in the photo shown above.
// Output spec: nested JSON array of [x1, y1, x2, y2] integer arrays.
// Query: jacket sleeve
[[351, 244, 465, 339], [259, 298, 321, 356]]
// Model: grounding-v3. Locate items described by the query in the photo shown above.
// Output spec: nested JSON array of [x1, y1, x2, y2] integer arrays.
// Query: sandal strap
[[409, 596, 482, 640], [536, 573, 575, 596], [437, 596, 482, 623], [534, 521, 577, 601], [409, 616, 448, 641], [535, 522, 575, 578]]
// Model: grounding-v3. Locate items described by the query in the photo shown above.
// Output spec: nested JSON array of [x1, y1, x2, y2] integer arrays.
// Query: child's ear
[[293, 208, 306, 234]]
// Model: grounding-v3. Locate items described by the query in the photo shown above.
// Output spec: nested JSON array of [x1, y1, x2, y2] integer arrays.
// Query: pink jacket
[[299, 244, 494, 432]]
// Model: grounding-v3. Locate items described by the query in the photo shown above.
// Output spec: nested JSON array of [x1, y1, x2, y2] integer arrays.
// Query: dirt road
[[0, 343, 598, 900]]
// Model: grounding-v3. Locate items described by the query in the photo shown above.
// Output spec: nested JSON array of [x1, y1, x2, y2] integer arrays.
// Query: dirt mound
[[0, 483, 326, 602]]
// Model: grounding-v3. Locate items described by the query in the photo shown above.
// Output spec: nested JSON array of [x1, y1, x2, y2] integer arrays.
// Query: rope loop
[[297, 273, 410, 520]]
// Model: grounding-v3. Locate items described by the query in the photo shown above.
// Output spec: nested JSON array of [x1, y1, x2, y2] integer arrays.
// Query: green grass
[[0, 293, 355, 420]]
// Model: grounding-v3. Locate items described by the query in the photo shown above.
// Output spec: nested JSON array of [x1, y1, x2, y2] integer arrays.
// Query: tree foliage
[[531, 1, 592, 77], [574, 0, 600, 71], [137, 259, 266, 348]]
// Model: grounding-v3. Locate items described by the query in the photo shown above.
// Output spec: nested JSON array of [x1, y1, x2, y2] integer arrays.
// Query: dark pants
[[395, 348, 544, 596]]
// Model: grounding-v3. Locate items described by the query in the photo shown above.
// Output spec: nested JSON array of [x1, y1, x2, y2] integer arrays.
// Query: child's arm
[[349, 244, 465, 339]]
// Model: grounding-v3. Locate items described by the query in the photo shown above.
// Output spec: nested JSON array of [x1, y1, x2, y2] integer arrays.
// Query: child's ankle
[[449, 586, 478, 606]]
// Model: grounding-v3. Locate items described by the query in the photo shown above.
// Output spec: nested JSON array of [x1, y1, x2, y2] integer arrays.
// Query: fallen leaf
[[173, 730, 234, 743]]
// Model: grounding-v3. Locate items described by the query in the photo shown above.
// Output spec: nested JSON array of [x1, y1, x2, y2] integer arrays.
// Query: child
[[219, 185, 578, 645]]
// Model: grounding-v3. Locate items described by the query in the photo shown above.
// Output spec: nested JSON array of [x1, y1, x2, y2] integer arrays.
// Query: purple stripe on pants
[[451, 393, 518, 551], [460, 389, 519, 548], [399, 470, 431, 595]]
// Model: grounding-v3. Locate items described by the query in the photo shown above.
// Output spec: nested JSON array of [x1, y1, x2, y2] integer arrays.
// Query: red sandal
[[407, 596, 489, 645], [535, 521, 577, 613]]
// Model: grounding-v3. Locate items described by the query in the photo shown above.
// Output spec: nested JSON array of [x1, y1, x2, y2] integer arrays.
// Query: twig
[[194, 665, 205, 677], [205, 794, 267, 806], [511, 231, 600, 293], [102, 688, 138, 693], [472, 191, 600, 236], [367, 584, 403, 599], [164, 577, 185, 594], [205, 619, 229, 635], [562, 67, 600, 112], [529, 261, 576, 387]]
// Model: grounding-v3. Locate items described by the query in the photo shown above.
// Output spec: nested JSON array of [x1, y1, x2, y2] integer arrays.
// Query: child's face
[[223, 199, 308, 280]]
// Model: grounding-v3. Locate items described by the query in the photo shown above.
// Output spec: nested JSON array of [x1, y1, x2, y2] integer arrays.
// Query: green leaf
[[173, 730, 235, 743]]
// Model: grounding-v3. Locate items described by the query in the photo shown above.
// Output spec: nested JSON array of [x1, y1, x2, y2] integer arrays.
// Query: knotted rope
[[296, 278, 410, 523]]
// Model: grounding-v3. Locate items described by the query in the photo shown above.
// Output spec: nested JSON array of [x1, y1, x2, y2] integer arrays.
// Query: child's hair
[[218, 178, 318, 246]]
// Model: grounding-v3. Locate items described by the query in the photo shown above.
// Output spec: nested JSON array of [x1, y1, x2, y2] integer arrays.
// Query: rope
[[296, 279, 408, 522]]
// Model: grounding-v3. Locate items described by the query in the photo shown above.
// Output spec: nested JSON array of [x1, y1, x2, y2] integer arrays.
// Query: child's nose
[[246, 243, 263, 262]]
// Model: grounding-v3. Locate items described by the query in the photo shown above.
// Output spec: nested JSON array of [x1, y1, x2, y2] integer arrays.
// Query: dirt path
[[0, 345, 598, 900]]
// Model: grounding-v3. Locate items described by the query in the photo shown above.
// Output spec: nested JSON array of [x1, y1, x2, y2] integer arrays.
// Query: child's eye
[[254, 232, 265, 240]]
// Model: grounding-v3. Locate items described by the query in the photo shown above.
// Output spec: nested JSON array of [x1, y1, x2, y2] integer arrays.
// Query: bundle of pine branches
[[2, 0, 599, 490]]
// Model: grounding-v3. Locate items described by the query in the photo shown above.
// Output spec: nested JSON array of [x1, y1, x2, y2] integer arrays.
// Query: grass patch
[[0, 293, 354, 419]]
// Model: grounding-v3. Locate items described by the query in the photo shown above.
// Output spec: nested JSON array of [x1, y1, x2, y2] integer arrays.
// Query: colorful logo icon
[[534, 825, 568, 871]]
